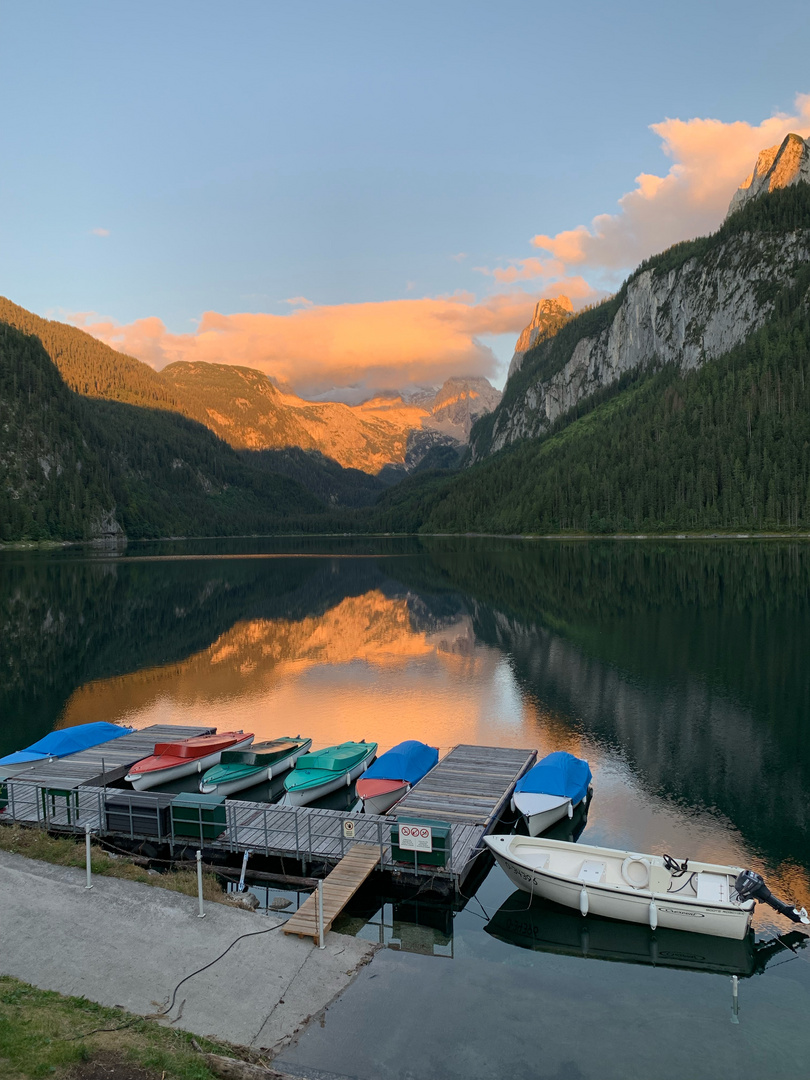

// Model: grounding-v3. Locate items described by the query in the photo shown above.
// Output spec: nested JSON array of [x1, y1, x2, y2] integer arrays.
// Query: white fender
[[579, 887, 589, 916], [346, 772, 352, 787], [567, 801, 573, 819], [510, 797, 515, 813], [649, 900, 658, 931], [267, 765, 273, 780], [197, 761, 202, 773]]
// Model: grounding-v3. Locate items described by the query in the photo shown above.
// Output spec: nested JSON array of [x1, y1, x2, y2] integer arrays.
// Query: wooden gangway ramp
[[283, 844, 380, 943]]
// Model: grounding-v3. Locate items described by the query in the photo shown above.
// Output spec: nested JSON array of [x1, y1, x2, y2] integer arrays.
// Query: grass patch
[[0, 975, 227, 1080], [0, 823, 227, 905]]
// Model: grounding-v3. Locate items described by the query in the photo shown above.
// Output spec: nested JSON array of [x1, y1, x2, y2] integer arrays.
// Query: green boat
[[199, 736, 312, 796], [283, 740, 377, 806]]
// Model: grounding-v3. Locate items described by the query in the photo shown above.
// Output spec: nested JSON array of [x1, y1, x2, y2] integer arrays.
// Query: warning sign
[[343, 819, 356, 839], [398, 823, 433, 853]]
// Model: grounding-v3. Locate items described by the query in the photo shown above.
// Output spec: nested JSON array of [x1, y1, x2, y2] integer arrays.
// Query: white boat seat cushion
[[696, 873, 730, 903], [578, 860, 606, 884]]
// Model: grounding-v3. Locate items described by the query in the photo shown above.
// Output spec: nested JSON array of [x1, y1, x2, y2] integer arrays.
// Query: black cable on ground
[[153, 919, 290, 1021]]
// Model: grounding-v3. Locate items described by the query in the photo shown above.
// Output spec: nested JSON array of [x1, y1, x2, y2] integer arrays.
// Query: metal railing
[[2, 778, 455, 878]]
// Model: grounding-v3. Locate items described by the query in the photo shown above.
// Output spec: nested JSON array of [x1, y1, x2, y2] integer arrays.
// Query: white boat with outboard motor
[[484, 834, 810, 940]]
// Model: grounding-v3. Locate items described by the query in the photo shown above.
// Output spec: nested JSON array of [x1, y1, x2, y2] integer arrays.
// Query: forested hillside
[[0, 324, 326, 541], [374, 218, 810, 534]]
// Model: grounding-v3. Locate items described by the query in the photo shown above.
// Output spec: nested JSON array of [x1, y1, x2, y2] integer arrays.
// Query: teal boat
[[284, 741, 377, 806], [200, 736, 312, 796]]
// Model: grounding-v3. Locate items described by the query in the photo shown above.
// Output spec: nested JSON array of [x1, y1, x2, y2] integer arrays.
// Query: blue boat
[[0, 722, 133, 768], [512, 751, 592, 836], [356, 740, 439, 814]]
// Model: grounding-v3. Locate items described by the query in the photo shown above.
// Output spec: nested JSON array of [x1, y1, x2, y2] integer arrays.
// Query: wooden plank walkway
[[0, 725, 214, 787], [393, 744, 536, 881], [283, 844, 381, 942]]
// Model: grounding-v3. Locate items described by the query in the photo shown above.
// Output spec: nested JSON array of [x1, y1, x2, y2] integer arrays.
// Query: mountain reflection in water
[[1, 537, 808, 917]]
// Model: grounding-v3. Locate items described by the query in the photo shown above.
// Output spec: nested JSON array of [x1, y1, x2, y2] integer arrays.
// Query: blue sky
[[1, 0, 809, 393]]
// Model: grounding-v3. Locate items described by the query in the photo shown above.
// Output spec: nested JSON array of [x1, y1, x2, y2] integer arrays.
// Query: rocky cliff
[[507, 296, 573, 378], [470, 154, 810, 461], [726, 132, 810, 218]]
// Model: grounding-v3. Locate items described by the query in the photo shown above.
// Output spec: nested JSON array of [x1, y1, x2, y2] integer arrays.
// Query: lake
[[2, 537, 809, 1078]]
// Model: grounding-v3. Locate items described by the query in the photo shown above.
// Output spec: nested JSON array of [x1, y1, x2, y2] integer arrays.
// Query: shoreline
[[3, 529, 810, 552]]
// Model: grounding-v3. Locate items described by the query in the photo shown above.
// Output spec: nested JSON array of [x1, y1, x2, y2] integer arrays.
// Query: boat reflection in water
[[485, 891, 808, 978]]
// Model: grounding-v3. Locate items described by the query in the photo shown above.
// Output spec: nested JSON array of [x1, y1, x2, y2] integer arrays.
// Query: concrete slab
[[0, 850, 375, 1050]]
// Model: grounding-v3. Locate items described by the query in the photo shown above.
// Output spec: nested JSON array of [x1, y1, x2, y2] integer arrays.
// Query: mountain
[[470, 151, 810, 462], [727, 132, 810, 218], [424, 376, 503, 440], [507, 296, 573, 378], [0, 298, 500, 475], [372, 176, 810, 534], [0, 321, 326, 542]]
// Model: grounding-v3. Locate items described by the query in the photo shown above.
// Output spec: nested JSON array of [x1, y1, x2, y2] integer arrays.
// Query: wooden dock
[[0, 725, 214, 787], [283, 844, 381, 942], [1, 727, 536, 896]]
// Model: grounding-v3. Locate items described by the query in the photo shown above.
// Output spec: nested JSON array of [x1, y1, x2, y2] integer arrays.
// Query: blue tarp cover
[[515, 751, 592, 803], [363, 740, 438, 785], [0, 722, 131, 766]]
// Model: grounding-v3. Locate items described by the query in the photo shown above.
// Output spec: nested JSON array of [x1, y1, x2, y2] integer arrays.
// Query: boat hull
[[285, 754, 372, 807], [357, 780, 409, 815], [486, 836, 754, 940], [514, 792, 587, 836], [200, 743, 310, 796], [126, 735, 254, 791]]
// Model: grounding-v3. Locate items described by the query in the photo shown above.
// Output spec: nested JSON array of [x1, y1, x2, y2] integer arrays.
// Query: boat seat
[[578, 860, 606, 884], [696, 873, 730, 904], [511, 845, 550, 870]]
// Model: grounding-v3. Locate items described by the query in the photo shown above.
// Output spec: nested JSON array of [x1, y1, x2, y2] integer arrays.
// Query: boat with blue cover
[[356, 740, 439, 814], [512, 751, 592, 836], [200, 736, 312, 796], [0, 722, 133, 769], [284, 741, 377, 807]]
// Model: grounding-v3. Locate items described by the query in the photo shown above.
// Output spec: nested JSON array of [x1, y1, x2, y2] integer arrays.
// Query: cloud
[[450, 252, 468, 262], [530, 93, 810, 275], [282, 296, 313, 307], [90, 227, 110, 237], [72, 290, 576, 397]]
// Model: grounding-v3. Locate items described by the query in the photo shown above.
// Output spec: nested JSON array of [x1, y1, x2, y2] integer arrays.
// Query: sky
[[1, 0, 809, 397]]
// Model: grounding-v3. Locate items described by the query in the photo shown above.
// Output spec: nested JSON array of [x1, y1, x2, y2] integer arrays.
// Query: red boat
[[125, 731, 254, 790]]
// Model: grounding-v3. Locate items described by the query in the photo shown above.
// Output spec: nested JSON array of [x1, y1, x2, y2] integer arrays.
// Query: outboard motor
[[735, 870, 810, 924]]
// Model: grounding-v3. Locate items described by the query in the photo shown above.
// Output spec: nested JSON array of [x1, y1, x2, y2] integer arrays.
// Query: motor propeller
[[734, 870, 810, 924]]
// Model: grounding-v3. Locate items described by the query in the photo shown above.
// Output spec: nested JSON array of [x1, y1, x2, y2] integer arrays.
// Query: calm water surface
[[2, 537, 809, 1078]]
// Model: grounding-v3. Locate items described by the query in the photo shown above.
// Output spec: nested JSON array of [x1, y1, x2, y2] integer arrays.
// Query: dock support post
[[317, 879, 325, 949], [196, 850, 206, 919], [731, 975, 739, 1024], [84, 825, 93, 890]]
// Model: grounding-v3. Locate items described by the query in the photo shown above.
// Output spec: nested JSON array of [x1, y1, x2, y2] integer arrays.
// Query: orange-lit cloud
[[72, 289, 584, 396], [90, 227, 110, 237], [531, 93, 810, 273]]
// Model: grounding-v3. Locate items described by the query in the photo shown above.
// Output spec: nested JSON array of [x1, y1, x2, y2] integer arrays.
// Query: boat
[[125, 731, 254, 791], [484, 834, 810, 940], [283, 741, 377, 807], [511, 751, 592, 836], [356, 740, 438, 815], [199, 736, 312, 796], [484, 889, 809, 978], [0, 722, 133, 768]]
